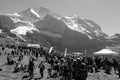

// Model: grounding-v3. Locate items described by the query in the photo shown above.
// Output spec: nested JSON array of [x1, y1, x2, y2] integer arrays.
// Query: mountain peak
[[38, 7, 50, 11], [69, 14, 79, 18], [19, 7, 51, 19], [31, 7, 51, 14]]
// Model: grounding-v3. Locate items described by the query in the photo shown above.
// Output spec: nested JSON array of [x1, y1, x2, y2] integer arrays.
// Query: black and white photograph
[[0, 0, 120, 80]]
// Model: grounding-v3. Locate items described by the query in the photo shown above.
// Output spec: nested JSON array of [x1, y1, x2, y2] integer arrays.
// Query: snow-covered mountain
[[107, 33, 120, 47], [0, 7, 115, 53]]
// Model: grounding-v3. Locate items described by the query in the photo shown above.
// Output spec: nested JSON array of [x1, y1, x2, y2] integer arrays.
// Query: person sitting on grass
[[13, 62, 23, 73], [7, 53, 14, 65]]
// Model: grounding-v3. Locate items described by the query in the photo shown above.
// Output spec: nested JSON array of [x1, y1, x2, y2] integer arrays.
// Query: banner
[[64, 48, 67, 57], [27, 44, 40, 48], [49, 47, 53, 53]]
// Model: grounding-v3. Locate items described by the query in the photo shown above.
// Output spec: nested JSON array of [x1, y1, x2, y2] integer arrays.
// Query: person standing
[[118, 61, 120, 78], [112, 58, 118, 74], [39, 61, 45, 78], [7, 53, 11, 65], [43, 61, 49, 80], [28, 56, 35, 80]]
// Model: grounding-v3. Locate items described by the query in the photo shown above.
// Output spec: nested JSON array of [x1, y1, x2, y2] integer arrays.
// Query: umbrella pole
[[84, 49, 87, 63], [84, 49, 87, 57]]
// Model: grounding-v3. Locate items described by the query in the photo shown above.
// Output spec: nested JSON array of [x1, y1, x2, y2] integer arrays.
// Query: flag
[[49, 47, 53, 53], [64, 48, 67, 57]]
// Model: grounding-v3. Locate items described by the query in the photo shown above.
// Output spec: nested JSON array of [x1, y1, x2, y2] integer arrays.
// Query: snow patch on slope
[[108, 35, 118, 39], [10, 17, 40, 35], [10, 26, 39, 35], [83, 19, 94, 27], [79, 25, 90, 33], [30, 9, 40, 18], [94, 30, 100, 36], [85, 34, 93, 39], [4, 12, 22, 17], [69, 14, 79, 19], [11, 17, 34, 27], [13, 12, 21, 17], [63, 16, 93, 39], [64, 16, 85, 34], [10, 16, 40, 41], [11, 17, 39, 30], [52, 15, 62, 20]]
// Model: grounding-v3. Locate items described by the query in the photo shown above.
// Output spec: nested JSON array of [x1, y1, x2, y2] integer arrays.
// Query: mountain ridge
[[0, 7, 118, 53]]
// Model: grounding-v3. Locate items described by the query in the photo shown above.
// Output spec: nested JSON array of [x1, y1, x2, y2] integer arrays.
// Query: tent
[[73, 52, 83, 55], [27, 44, 40, 48], [93, 49, 119, 56]]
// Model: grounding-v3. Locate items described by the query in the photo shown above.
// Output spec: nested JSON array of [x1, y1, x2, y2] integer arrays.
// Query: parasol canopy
[[93, 49, 119, 56]]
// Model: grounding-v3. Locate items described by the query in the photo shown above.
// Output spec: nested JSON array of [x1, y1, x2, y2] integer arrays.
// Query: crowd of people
[[0, 44, 120, 80]]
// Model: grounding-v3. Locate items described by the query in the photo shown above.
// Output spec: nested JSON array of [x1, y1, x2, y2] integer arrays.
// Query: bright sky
[[0, 0, 120, 36]]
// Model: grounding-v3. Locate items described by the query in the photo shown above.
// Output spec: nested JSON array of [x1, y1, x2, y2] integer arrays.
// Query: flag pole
[[84, 48, 87, 63], [85, 48, 87, 57], [17, 38, 19, 55]]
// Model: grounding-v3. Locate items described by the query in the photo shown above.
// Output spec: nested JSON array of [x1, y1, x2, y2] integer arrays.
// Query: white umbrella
[[93, 49, 119, 56]]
